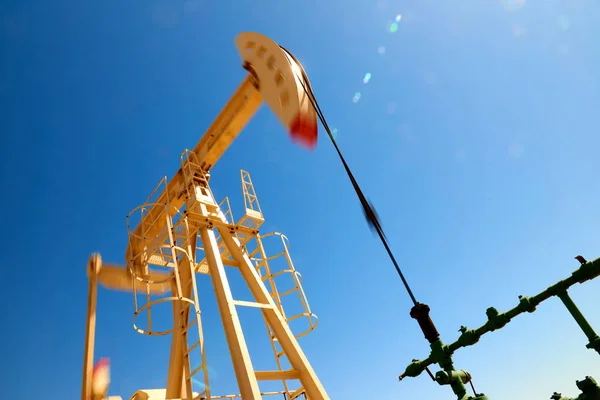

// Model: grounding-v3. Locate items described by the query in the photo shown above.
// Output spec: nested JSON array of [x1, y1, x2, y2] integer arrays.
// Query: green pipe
[[558, 291, 600, 355], [398, 257, 600, 399]]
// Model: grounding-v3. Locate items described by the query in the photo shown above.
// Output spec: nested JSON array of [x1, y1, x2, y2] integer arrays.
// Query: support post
[[557, 291, 600, 355], [165, 255, 195, 399], [200, 226, 262, 399], [82, 254, 101, 400]]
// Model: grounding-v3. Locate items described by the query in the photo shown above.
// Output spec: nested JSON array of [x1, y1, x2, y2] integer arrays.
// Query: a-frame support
[[217, 226, 328, 400], [192, 184, 328, 399], [200, 225, 263, 398]]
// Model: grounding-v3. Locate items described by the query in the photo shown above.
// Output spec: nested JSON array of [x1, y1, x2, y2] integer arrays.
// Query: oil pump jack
[[82, 32, 325, 400], [81, 31, 600, 400]]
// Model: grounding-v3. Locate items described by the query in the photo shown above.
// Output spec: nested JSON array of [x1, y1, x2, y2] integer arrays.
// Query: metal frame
[[82, 32, 329, 400]]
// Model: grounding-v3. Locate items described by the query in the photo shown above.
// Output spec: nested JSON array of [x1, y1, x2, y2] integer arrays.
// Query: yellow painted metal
[[200, 225, 262, 398], [218, 228, 327, 400], [125, 76, 262, 281], [82, 254, 101, 400], [84, 31, 328, 400]]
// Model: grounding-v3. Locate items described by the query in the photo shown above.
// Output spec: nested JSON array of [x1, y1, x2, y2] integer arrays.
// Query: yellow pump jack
[[82, 32, 329, 400]]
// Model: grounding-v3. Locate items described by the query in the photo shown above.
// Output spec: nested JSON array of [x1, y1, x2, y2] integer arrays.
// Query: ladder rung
[[280, 287, 297, 297], [183, 317, 198, 333], [179, 304, 193, 315], [255, 369, 301, 381], [232, 300, 272, 309], [188, 363, 204, 379], [186, 340, 201, 355]]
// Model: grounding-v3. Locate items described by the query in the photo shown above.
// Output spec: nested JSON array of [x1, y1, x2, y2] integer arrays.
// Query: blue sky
[[1, 0, 599, 398]]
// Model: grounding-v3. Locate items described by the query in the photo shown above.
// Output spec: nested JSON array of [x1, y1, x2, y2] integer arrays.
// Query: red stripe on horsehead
[[290, 111, 318, 150]]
